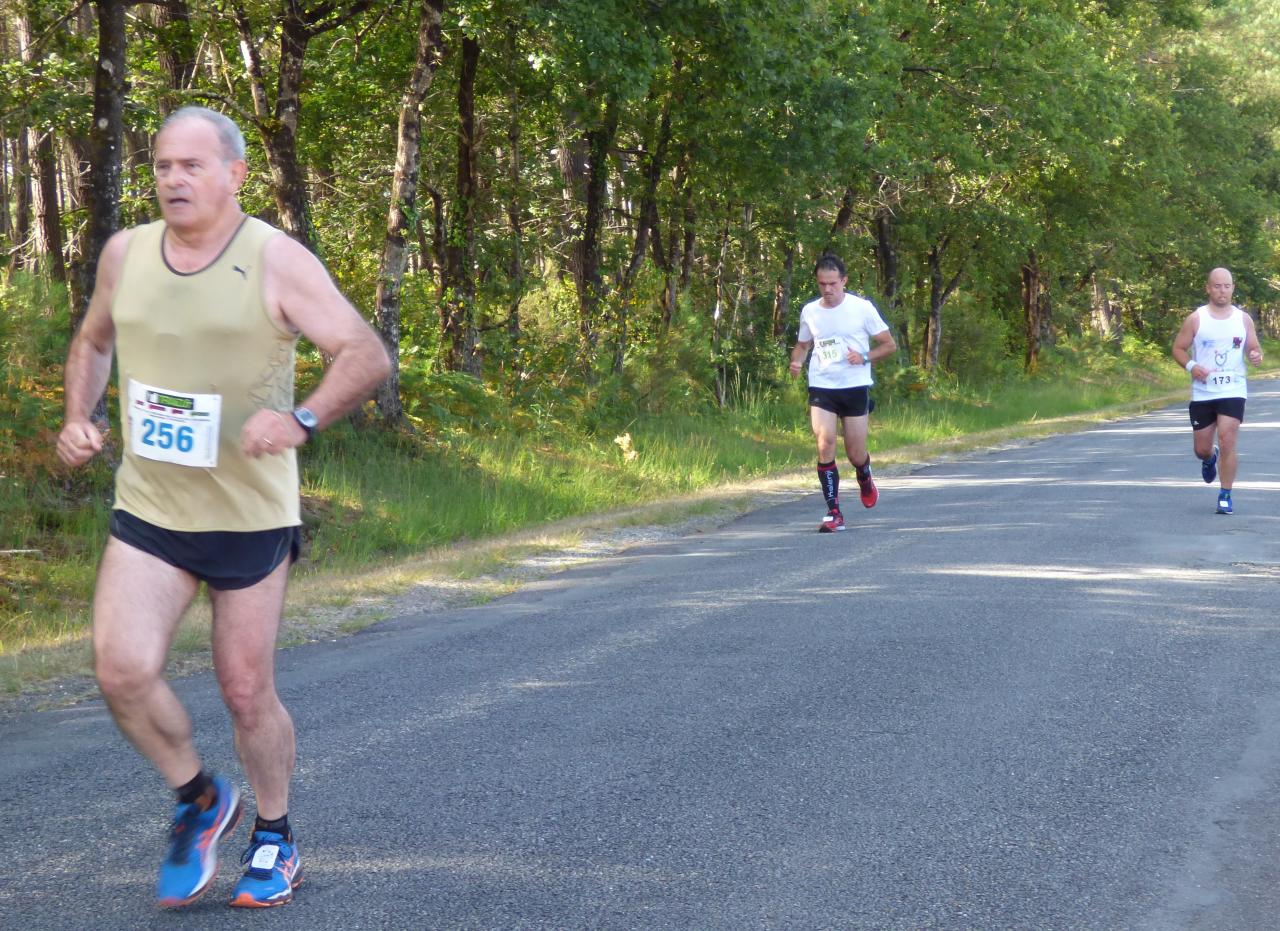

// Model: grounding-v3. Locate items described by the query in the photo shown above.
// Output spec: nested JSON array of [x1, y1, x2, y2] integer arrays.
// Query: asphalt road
[[7, 387, 1280, 930]]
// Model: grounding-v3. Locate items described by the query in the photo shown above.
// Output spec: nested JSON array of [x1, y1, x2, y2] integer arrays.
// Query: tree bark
[[925, 235, 967, 370], [0, 135, 12, 248], [373, 0, 445, 424], [11, 130, 32, 271], [154, 0, 197, 105], [504, 86, 525, 342], [231, 0, 374, 252], [31, 128, 66, 282], [76, 0, 127, 333], [773, 238, 794, 340], [440, 34, 480, 374], [574, 97, 619, 356], [1090, 273, 1123, 346], [1022, 251, 1044, 372], [614, 95, 671, 373]]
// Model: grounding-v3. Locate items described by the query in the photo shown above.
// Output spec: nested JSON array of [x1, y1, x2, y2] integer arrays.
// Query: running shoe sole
[[228, 872, 303, 908]]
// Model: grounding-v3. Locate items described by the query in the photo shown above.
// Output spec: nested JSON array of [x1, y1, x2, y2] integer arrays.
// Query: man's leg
[[1216, 415, 1242, 491], [841, 413, 877, 508], [93, 537, 202, 786], [1192, 424, 1217, 461], [211, 558, 303, 907], [811, 405, 839, 464], [811, 406, 843, 527], [209, 558, 294, 822], [95, 536, 243, 907], [841, 413, 870, 468]]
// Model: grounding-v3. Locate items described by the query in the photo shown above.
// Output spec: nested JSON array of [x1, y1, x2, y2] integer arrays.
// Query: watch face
[[294, 408, 318, 429]]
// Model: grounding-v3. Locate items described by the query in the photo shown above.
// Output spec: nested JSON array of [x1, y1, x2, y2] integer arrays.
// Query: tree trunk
[[504, 86, 524, 342], [12, 132, 32, 271], [575, 97, 619, 356], [925, 246, 943, 370], [1022, 251, 1043, 372], [1090, 273, 1123, 346], [830, 186, 856, 241], [773, 239, 794, 340], [232, 0, 374, 252], [31, 129, 66, 283], [924, 235, 969, 371], [614, 96, 671, 374], [373, 0, 445, 424], [77, 0, 127, 332], [440, 34, 480, 374], [0, 135, 12, 248], [155, 0, 197, 105], [873, 206, 901, 349]]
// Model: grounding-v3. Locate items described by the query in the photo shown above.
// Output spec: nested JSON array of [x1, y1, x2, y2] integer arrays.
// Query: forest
[[2, 0, 1279, 433]]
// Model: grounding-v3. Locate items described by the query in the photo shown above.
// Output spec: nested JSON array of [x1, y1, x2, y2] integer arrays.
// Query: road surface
[[5, 388, 1280, 929]]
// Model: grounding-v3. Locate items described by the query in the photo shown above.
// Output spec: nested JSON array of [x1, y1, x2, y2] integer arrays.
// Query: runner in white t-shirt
[[1171, 267, 1263, 514], [788, 254, 897, 532]]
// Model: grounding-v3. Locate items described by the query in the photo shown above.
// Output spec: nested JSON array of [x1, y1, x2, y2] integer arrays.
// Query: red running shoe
[[819, 508, 846, 533], [857, 469, 878, 509]]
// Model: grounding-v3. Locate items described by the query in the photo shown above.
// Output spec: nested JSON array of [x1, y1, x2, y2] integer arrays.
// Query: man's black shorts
[[109, 510, 301, 591], [808, 385, 875, 419], [1189, 397, 1246, 431]]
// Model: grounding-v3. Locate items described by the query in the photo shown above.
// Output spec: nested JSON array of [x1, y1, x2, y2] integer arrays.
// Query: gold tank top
[[112, 217, 301, 531]]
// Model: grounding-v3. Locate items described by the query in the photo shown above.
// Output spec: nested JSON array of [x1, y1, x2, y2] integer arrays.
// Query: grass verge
[[0, 342, 1238, 704]]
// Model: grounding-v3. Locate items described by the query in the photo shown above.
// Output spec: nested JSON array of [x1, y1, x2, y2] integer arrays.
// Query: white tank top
[[1190, 305, 1248, 401]]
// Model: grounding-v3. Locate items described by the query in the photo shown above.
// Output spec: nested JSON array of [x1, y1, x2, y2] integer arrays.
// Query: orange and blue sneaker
[[156, 775, 242, 908], [229, 831, 302, 908]]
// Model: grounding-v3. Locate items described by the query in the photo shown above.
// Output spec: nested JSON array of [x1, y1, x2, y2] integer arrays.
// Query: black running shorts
[[109, 510, 301, 591], [1189, 397, 1246, 431], [808, 385, 875, 419]]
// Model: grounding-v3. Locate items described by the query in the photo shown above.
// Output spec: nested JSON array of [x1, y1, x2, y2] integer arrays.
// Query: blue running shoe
[[156, 775, 242, 908], [1202, 444, 1219, 484], [229, 831, 302, 908], [1217, 490, 1233, 515]]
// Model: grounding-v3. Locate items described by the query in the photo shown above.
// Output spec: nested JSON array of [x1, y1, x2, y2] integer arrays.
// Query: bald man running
[[1171, 267, 1263, 515]]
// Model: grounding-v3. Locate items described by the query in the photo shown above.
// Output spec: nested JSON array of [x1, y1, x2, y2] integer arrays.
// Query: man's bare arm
[[1171, 313, 1206, 381], [1245, 315, 1264, 366], [57, 230, 131, 467], [244, 234, 392, 456], [789, 340, 813, 377]]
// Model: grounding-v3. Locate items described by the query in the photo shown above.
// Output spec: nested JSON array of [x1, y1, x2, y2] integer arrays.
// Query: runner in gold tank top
[[56, 107, 391, 909]]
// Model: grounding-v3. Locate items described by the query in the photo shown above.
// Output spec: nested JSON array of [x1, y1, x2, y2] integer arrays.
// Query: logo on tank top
[[232, 264, 249, 280]]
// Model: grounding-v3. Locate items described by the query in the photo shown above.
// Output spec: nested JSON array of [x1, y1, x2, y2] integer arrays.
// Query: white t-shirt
[[1190, 305, 1248, 402], [798, 293, 890, 389]]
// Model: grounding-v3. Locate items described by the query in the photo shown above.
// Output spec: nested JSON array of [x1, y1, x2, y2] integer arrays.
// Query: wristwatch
[[292, 407, 318, 441]]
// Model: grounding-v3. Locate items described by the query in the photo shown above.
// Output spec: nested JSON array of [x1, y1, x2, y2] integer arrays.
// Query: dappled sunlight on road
[[890, 476, 1280, 492], [925, 564, 1247, 583]]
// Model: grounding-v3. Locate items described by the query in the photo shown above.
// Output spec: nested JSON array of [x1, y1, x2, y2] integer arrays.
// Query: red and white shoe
[[819, 508, 846, 533], [857, 470, 878, 509]]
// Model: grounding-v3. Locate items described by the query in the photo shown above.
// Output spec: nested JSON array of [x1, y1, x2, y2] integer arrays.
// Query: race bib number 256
[[127, 379, 221, 468]]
